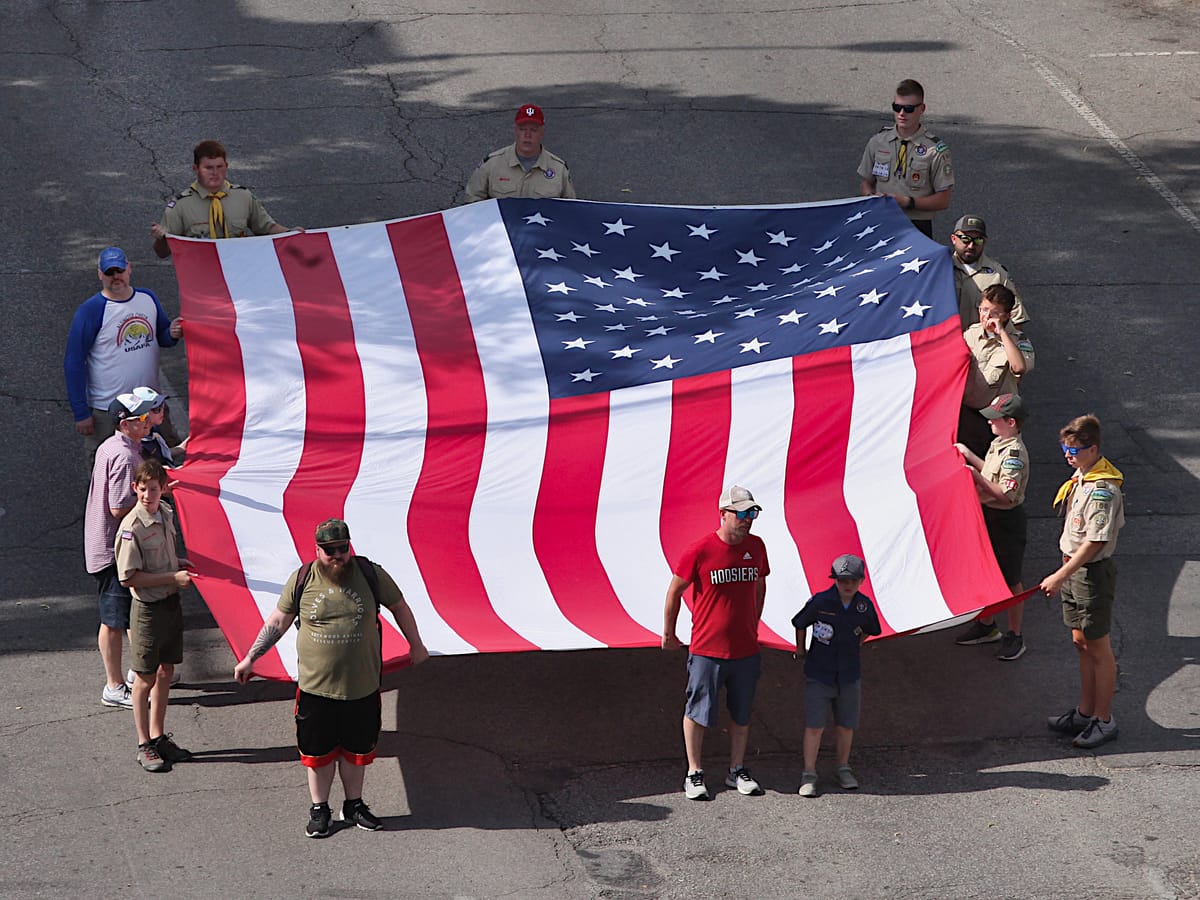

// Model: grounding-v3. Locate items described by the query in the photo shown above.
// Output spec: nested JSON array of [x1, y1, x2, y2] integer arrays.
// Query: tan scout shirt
[[278, 560, 405, 701], [857, 125, 953, 222], [159, 180, 279, 239], [962, 322, 1034, 409], [114, 503, 180, 603], [1059, 467, 1124, 559], [464, 144, 576, 202], [981, 434, 1030, 506], [954, 251, 1030, 330]]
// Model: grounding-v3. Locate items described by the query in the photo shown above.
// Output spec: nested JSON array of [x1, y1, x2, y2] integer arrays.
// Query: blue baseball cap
[[98, 247, 128, 272]]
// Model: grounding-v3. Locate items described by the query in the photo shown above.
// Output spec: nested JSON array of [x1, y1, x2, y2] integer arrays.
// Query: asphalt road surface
[[2, 0, 1199, 897]]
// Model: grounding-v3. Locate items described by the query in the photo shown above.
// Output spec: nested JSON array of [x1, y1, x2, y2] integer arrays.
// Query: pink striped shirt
[[83, 432, 141, 573]]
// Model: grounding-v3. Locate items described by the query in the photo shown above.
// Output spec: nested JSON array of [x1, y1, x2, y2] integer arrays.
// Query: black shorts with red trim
[[294, 689, 381, 768]]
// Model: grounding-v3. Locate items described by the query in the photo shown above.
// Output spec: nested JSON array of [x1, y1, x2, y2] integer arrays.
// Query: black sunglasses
[[891, 102, 921, 113]]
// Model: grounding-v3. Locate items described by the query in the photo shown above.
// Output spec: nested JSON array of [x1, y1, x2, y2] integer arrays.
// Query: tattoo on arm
[[247, 623, 284, 662]]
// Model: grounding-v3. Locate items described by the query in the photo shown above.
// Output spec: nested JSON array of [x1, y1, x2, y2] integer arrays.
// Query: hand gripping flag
[[170, 195, 1010, 681]]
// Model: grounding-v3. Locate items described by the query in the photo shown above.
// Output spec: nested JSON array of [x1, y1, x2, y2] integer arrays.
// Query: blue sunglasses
[[1059, 443, 1094, 457], [725, 508, 759, 520]]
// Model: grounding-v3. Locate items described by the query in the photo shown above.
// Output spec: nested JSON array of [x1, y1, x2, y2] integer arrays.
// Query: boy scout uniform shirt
[[1060, 464, 1124, 560], [278, 561, 405, 701], [857, 124, 953, 222], [954, 252, 1030, 330], [114, 503, 180, 603], [981, 434, 1030, 506], [962, 322, 1035, 409], [464, 144, 576, 202], [159, 180, 279, 239], [790, 586, 882, 685]]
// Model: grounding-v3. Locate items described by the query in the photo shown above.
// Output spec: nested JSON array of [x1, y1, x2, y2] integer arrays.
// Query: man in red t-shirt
[[663, 485, 770, 800]]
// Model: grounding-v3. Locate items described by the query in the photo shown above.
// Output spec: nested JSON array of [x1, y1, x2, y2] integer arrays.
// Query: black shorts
[[295, 689, 381, 768], [983, 505, 1027, 587]]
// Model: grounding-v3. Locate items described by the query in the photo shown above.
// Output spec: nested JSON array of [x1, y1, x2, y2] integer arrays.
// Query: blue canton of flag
[[498, 195, 956, 400]]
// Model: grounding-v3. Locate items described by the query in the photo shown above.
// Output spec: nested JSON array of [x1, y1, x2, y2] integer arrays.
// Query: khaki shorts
[[1061, 557, 1117, 640], [130, 593, 183, 672]]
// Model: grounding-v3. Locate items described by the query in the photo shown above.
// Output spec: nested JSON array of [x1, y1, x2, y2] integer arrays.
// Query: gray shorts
[[684, 652, 761, 729], [804, 677, 862, 729]]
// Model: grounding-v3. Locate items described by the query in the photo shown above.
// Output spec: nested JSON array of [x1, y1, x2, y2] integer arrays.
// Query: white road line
[[1090, 50, 1199, 58], [969, 4, 1200, 233]]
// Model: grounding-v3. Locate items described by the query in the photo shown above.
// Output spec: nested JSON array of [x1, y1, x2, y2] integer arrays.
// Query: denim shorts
[[684, 652, 761, 729], [94, 564, 132, 629]]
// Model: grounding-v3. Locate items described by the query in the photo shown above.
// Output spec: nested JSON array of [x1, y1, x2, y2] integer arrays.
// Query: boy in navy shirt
[[791, 554, 881, 797]]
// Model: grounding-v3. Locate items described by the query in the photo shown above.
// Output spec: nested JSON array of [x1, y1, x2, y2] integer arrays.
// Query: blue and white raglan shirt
[[64, 289, 178, 421]]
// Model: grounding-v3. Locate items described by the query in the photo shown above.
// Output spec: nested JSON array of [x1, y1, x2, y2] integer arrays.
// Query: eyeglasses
[[892, 102, 921, 113], [724, 508, 759, 521], [1059, 443, 1094, 457], [320, 541, 351, 556], [953, 232, 985, 246], [103, 267, 127, 276]]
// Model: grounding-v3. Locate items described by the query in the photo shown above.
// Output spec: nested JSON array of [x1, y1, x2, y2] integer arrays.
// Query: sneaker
[[1073, 716, 1119, 749], [101, 683, 133, 709], [724, 766, 763, 796], [342, 798, 383, 831], [153, 733, 193, 763], [126, 668, 182, 687], [835, 765, 859, 790], [306, 803, 332, 838], [797, 771, 818, 798], [955, 620, 1002, 645], [683, 770, 710, 801], [1047, 707, 1091, 734], [996, 631, 1026, 661], [136, 741, 170, 772]]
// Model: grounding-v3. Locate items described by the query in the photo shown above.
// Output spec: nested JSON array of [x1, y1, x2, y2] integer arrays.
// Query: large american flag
[[171, 195, 1009, 681]]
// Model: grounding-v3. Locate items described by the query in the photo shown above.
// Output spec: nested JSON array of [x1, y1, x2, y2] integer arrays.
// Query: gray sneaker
[[797, 771, 818, 797], [101, 683, 133, 709], [136, 741, 170, 773], [834, 765, 859, 790], [955, 620, 1002, 645], [996, 631, 1026, 661], [1047, 707, 1091, 734], [1073, 717, 1118, 749]]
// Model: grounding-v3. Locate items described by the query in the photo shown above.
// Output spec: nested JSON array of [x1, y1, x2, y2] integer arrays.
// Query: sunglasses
[[1059, 443, 1094, 457], [320, 541, 351, 555], [123, 413, 151, 423], [953, 232, 985, 246], [891, 102, 921, 113], [725, 508, 759, 521], [103, 267, 127, 276]]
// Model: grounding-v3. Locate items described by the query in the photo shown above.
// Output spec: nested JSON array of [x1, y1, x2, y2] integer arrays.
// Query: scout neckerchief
[[191, 180, 231, 239], [1053, 457, 1124, 513]]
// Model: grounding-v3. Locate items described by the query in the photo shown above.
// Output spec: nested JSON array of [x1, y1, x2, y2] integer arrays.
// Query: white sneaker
[[797, 771, 818, 798], [101, 683, 133, 709], [684, 770, 709, 800], [724, 766, 763, 795]]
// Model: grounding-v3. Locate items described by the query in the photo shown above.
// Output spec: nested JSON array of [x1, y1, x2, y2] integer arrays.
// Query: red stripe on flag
[[534, 394, 658, 646], [783, 346, 890, 631], [273, 235, 411, 663], [169, 240, 288, 679], [905, 320, 1009, 614], [387, 216, 538, 652], [660, 372, 732, 572]]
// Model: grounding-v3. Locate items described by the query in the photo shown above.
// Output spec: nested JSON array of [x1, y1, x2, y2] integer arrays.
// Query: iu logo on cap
[[525, 107, 535, 117]]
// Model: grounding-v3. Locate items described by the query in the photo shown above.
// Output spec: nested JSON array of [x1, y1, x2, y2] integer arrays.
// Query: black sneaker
[[342, 798, 383, 831], [996, 631, 1026, 661], [153, 733, 193, 763], [955, 620, 1001, 645], [306, 803, 332, 838]]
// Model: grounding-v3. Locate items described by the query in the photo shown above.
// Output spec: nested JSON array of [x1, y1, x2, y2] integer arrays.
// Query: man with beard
[[464, 104, 577, 202], [234, 518, 429, 838], [950, 215, 1031, 331]]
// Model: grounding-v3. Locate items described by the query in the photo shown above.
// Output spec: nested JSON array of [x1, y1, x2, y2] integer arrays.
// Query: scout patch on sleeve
[[120, 530, 134, 540], [935, 142, 948, 152], [1001, 457, 1025, 471], [165, 200, 176, 208], [1002, 477, 1020, 493], [1090, 487, 1114, 503], [1094, 512, 1109, 528], [1018, 339, 1034, 352]]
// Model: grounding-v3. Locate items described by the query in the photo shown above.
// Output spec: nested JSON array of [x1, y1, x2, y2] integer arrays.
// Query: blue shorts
[[684, 652, 761, 729], [804, 677, 862, 729], [94, 564, 132, 630]]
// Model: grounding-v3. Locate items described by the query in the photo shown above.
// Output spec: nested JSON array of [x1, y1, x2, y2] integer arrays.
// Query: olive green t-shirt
[[277, 560, 403, 701]]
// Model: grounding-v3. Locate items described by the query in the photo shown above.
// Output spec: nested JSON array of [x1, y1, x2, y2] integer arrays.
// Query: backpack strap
[[291, 557, 381, 629]]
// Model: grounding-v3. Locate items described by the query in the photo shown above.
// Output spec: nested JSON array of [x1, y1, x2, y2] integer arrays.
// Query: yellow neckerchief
[[191, 180, 230, 239], [1053, 457, 1124, 512]]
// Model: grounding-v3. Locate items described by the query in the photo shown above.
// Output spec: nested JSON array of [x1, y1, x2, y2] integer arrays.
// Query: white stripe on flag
[[329, 223, 476, 655], [596, 380, 680, 640], [847, 334, 948, 630], [726, 357, 806, 643], [445, 202, 605, 650], [216, 238, 304, 677]]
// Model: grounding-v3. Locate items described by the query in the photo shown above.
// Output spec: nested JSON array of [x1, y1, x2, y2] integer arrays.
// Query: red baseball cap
[[515, 104, 544, 125]]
